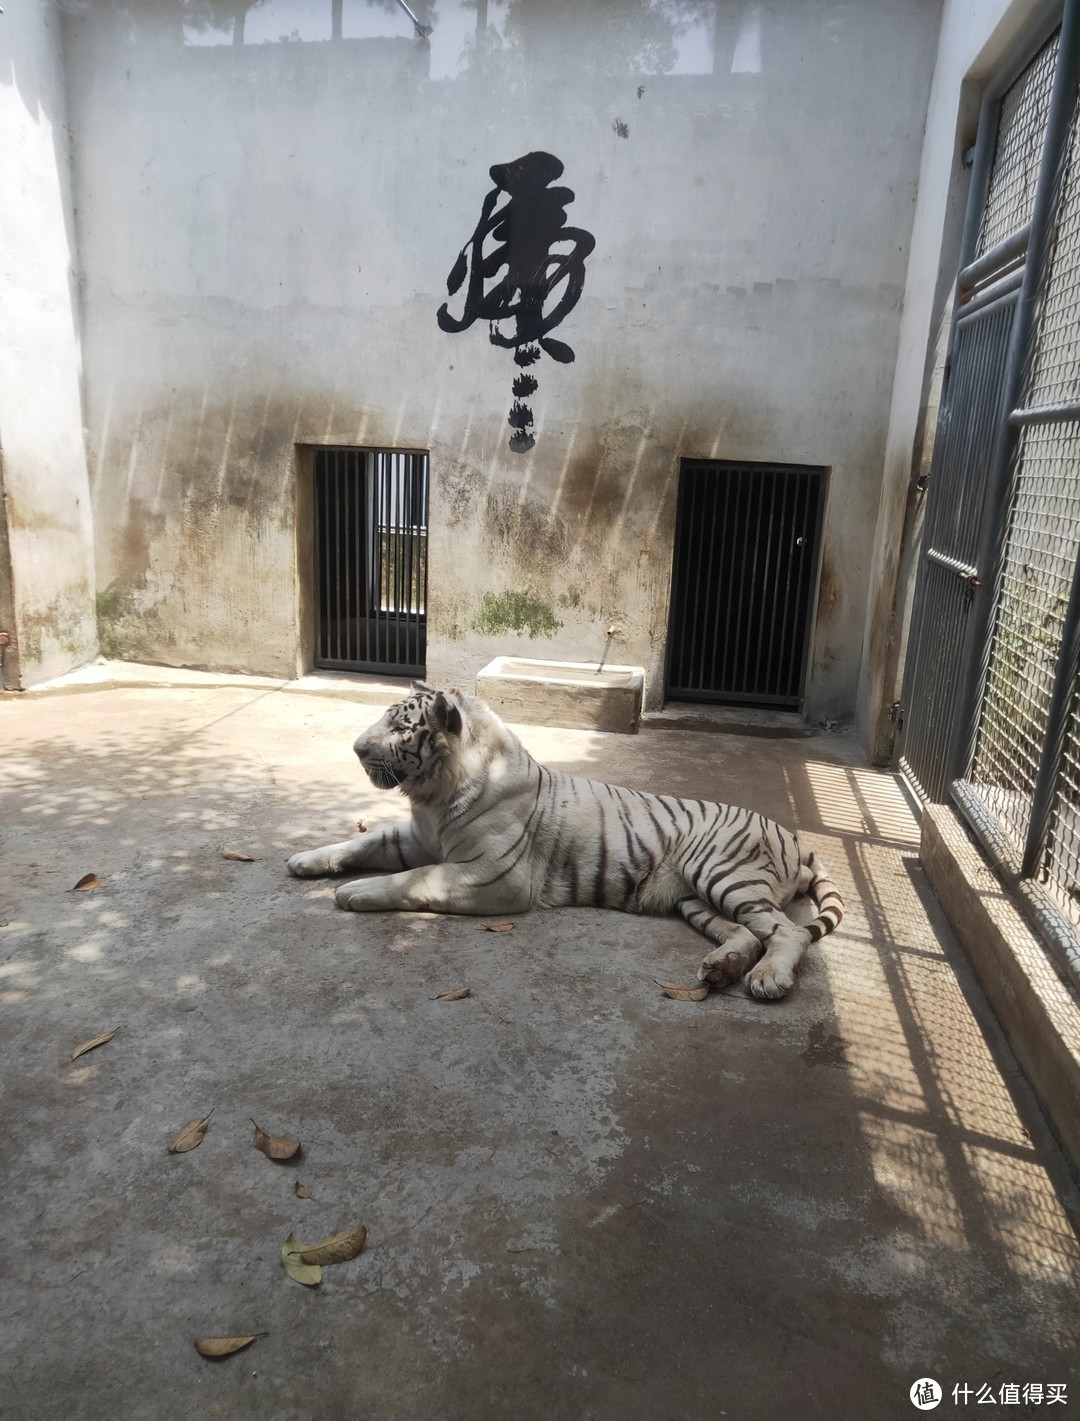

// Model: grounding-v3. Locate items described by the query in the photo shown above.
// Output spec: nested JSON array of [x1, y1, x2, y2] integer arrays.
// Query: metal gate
[[314, 447, 429, 676], [899, 2, 1080, 984], [666, 459, 825, 709]]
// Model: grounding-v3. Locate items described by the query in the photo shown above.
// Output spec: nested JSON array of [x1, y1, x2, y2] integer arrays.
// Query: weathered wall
[[856, 0, 1053, 761], [0, 4, 96, 688], [64, 0, 941, 714]]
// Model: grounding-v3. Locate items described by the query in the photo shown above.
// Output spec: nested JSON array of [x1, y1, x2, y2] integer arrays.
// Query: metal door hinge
[[890, 700, 904, 725]]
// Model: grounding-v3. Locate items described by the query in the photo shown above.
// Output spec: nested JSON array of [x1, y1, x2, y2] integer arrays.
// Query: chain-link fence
[[902, 7, 1080, 987]]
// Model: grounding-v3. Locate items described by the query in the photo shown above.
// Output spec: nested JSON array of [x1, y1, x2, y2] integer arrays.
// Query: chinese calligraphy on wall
[[437, 151, 595, 452]]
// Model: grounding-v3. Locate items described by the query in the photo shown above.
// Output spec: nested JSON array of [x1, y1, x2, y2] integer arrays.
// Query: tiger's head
[[353, 684, 463, 795]]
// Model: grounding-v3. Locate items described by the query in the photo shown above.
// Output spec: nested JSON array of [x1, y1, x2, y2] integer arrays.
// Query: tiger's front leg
[[287, 822, 431, 878], [335, 863, 529, 917]]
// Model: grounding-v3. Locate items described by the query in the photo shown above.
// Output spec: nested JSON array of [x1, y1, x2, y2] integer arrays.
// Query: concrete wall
[[856, 0, 1057, 762], [61, 0, 942, 716], [0, 4, 96, 688]]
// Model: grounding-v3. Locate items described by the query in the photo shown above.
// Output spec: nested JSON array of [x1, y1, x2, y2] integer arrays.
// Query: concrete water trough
[[475, 655, 646, 733]]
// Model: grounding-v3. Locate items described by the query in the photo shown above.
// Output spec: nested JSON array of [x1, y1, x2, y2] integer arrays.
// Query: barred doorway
[[898, 4, 1080, 983], [313, 447, 429, 677], [665, 459, 826, 709]]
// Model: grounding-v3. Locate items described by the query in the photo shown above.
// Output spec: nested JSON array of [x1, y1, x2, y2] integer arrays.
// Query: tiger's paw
[[334, 881, 373, 912], [697, 946, 756, 989], [287, 850, 326, 877], [745, 961, 794, 1000]]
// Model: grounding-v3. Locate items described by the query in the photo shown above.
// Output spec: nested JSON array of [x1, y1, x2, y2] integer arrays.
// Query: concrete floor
[[1, 680, 1078, 1421]]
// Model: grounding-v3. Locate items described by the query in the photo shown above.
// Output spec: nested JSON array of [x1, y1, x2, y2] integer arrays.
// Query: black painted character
[[437, 151, 595, 452]]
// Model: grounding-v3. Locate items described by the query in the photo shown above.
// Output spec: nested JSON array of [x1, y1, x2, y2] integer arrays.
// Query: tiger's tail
[[801, 848, 844, 942]]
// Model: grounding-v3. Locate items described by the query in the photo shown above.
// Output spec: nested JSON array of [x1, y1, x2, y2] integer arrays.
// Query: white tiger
[[287, 685, 843, 998]]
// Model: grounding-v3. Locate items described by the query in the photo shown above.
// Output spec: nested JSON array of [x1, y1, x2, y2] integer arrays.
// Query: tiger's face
[[353, 689, 462, 792]]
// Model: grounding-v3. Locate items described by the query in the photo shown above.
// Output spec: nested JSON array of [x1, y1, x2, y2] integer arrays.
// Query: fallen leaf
[[168, 1108, 214, 1153], [71, 873, 100, 892], [654, 980, 710, 1002], [294, 1181, 312, 1199], [70, 1029, 116, 1061], [221, 847, 255, 862], [432, 986, 472, 1001], [281, 1233, 322, 1286], [356, 819, 368, 833], [252, 1119, 302, 1162], [194, 1333, 267, 1359], [298, 1224, 367, 1267], [481, 922, 515, 933]]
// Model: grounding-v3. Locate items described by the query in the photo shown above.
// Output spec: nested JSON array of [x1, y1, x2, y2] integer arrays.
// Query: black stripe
[[593, 804, 609, 906], [720, 881, 774, 915]]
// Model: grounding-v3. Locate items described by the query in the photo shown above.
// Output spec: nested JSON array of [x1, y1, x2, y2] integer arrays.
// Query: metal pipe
[[395, 0, 433, 38], [1009, 399, 1080, 425], [957, 223, 1031, 293]]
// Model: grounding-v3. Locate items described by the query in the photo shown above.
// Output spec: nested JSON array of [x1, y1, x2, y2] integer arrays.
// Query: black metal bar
[[404, 454, 413, 668], [352, 450, 362, 664], [685, 464, 702, 689], [377, 454, 387, 668], [775, 472, 800, 699], [701, 463, 719, 692], [730, 467, 749, 694], [750, 468, 778, 690], [315, 454, 326, 660], [797, 473, 825, 706], [331, 452, 340, 663], [365, 451, 375, 665], [766, 468, 788, 697], [394, 454, 404, 666]]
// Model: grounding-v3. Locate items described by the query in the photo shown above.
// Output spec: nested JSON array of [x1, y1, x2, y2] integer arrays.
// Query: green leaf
[[281, 1232, 322, 1286]]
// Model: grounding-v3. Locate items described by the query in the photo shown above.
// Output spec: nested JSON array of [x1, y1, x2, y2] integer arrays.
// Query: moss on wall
[[472, 591, 562, 639]]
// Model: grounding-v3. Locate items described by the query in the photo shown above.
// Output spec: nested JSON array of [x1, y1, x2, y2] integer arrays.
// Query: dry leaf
[[481, 922, 515, 933], [252, 1119, 301, 1162], [194, 1334, 267, 1359], [654, 980, 710, 1002], [432, 986, 472, 1001], [167, 1108, 214, 1153], [71, 873, 100, 892], [281, 1233, 322, 1286], [221, 847, 255, 862], [356, 819, 368, 833], [294, 1181, 312, 1199], [70, 1029, 116, 1061], [298, 1224, 367, 1267]]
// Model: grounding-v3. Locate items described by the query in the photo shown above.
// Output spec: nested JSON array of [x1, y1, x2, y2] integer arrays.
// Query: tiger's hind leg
[[676, 896, 763, 989]]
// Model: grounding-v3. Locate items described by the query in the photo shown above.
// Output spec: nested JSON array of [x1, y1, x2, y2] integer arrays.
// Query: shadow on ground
[[1, 686, 1078, 1420]]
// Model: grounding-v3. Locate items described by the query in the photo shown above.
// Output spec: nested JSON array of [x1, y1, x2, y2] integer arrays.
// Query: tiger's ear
[[433, 692, 462, 737], [412, 679, 433, 693]]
